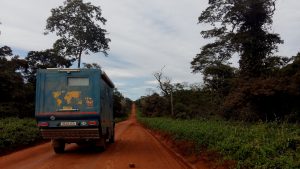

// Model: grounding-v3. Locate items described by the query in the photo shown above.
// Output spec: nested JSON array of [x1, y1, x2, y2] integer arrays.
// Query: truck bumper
[[40, 128, 100, 139]]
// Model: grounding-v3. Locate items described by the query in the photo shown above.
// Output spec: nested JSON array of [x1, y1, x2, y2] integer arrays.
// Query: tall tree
[[0, 46, 30, 117], [45, 0, 110, 68], [1, 22, 34, 117], [154, 67, 173, 97], [191, 0, 282, 78], [153, 66, 174, 116], [25, 49, 73, 84]]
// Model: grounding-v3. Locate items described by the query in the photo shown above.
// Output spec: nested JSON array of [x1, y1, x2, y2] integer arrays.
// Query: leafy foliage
[[82, 62, 101, 69], [203, 63, 236, 108], [223, 54, 300, 121], [45, 0, 110, 67], [137, 93, 169, 117], [188, 0, 300, 122], [191, 0, 283, 77], [136, 84, 219, 119], [138, 115, 300, 169], [25, 49, 73, 84], [0, 118, 42, 153], [0, 46, 33, 118], [113, 89, 132, 119]]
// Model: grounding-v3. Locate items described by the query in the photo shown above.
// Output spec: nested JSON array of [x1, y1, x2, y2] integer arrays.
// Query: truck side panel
[[99, 79, 114, 134]]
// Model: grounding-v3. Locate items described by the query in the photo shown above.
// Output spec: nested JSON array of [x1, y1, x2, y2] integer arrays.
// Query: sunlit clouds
[[0, 0, 299, 100]]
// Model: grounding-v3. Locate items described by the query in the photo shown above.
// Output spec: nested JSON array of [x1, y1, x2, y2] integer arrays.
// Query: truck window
[[68, 77, 89, 86]]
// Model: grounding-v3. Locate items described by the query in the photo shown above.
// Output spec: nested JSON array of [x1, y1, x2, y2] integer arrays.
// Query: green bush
[[137, 112, 300, 169], [0, 118, 42, 153]]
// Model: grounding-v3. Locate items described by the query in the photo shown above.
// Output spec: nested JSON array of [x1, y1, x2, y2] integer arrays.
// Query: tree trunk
[[170, 88, 174, 117], [77, 50, 83, 68]]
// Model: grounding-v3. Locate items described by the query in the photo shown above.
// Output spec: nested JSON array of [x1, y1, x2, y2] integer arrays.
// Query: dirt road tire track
[[0, 105, 206, 169]]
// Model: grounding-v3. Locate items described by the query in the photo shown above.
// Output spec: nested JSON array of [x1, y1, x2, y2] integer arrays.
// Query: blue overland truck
[[35, 68, 115, 153]]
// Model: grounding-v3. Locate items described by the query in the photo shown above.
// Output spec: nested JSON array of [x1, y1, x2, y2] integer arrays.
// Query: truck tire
[[108, 129, 115, 143], [52, 139, 65, 154], [96, 138, 106, 151]]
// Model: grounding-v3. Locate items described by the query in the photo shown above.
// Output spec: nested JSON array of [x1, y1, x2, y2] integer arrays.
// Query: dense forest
[[136, 0, 300, 122]]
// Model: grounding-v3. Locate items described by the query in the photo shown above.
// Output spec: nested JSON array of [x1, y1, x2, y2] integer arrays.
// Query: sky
[[0, 0, 300, 100]]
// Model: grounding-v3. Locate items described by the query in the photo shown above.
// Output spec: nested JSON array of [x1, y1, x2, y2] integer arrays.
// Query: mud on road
[[0, 105, 208, 169]]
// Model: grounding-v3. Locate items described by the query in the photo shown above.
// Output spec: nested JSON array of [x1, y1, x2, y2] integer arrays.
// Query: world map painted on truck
[[52, 91, 94, 109]]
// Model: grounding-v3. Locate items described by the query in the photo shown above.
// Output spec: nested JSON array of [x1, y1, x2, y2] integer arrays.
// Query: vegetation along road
[[0, 104, 204, 169]]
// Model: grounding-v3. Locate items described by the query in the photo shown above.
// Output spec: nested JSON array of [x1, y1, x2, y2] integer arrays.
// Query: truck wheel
[[96, 138, 106, 151], [52, 139, 65, 154], [108, 130, 115, 143]]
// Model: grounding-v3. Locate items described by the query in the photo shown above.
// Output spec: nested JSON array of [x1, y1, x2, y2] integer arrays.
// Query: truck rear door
[[36, 69, 100, 127]]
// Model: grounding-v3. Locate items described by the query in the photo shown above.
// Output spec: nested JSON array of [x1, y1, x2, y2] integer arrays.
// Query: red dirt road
[[0, 105, 201, 169]]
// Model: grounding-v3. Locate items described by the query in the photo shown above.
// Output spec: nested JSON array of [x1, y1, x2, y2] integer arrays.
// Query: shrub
[[0, 118, 42, 153], [137, 114, 300, 169]]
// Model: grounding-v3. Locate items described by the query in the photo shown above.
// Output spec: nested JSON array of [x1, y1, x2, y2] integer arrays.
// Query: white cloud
[[0, 0, 300, 100], [105, 68, 138, 78], [274, 0, 300, 56], [145, 80, 157, 85], [113, 82, 126, 87]]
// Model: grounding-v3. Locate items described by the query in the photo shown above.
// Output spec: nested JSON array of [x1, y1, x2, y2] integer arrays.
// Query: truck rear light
[[38, 122, 49, 127], [88, 121, 97, 126]]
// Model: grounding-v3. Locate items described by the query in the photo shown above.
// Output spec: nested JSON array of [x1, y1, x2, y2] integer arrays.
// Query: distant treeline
[[136, 54, 300, 122]]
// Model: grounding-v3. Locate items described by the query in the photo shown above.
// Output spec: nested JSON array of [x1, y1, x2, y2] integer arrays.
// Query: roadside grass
[[0, 118, 42, 154], [137, 111, 300, 169]]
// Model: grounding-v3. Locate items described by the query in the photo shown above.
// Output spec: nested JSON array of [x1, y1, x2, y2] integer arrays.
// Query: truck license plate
[[60, 122, 77, 126]]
